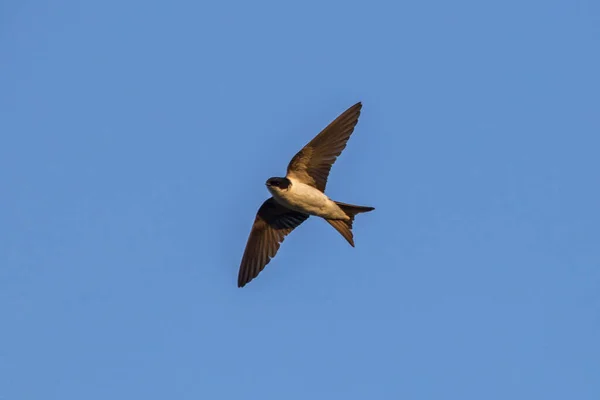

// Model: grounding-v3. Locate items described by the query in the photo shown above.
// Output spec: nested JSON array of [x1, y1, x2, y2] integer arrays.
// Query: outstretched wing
[[238, 198, 309, 287], [286, 102, 362, 192]]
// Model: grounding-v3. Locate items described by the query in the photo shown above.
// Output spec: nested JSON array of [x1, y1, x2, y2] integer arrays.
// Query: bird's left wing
[[238, 198, 309, 287]]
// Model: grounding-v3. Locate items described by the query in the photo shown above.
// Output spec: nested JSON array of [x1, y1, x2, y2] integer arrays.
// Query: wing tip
[[237, 270, 249, 288]]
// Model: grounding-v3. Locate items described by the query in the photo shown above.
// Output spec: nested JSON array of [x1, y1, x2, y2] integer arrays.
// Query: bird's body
[[237, 102, 375, 287], [268, 178, 348, 220]]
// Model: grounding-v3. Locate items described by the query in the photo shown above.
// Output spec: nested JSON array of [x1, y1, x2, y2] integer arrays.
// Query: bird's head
[[266, 177, 291, 194]]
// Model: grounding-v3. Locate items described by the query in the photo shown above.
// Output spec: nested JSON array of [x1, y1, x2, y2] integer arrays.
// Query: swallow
[[237, 102, 374, 287]]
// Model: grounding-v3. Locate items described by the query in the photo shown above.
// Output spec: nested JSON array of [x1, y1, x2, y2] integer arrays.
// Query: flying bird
[[237, 102, 374, 287]]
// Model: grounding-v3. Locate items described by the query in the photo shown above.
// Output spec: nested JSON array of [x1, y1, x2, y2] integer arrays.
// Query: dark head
[[266, 177, 291, 191]]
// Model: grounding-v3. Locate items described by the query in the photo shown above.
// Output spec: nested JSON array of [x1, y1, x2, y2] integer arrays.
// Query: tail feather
[[325, 202, 375, 247], [326, 219, 355, 247]]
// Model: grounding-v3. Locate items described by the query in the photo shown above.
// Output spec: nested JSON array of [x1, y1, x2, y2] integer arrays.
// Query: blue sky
[[1, 0, 599, 398]]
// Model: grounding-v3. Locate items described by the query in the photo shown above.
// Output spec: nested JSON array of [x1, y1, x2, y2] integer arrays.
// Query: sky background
[[1, 0, 599, 398]]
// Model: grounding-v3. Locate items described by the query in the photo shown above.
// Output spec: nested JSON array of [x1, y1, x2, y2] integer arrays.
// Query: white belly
[[270, 180, 347, 219]]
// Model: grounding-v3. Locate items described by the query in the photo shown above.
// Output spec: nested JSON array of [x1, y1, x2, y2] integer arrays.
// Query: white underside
[[268, 178, 348, 220]]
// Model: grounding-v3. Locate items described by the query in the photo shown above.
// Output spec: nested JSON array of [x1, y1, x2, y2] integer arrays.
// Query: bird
[[237, 102, 374, 287]]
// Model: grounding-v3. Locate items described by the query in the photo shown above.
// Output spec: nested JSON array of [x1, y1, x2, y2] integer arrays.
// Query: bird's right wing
[[286, 102, 362, 192], [238, 198, 309, 287]]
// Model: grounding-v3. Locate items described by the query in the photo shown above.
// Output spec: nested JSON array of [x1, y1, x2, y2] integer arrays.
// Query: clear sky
[[1, 0, 599, 398]]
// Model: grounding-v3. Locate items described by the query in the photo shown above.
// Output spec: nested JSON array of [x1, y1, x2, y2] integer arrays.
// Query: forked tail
[[325, 201, 375, 247]]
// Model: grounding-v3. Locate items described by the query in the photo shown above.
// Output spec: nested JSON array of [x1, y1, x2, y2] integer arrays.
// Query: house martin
[[237, 102, 374, 287]]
